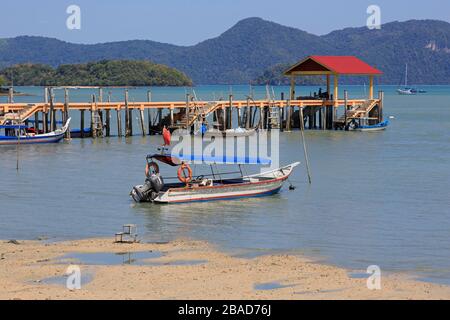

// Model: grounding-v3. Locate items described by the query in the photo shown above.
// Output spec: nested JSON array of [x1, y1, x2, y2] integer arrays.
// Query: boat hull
[[155, 177, 286, 204], [0, 133, 65, 145], [149, 162, 299, 204]]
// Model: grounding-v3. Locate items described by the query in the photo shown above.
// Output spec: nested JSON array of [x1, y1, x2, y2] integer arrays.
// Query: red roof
[[285, 56, 383, 75]]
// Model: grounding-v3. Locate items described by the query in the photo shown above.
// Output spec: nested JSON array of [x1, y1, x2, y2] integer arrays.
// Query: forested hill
[[1, 18, 450, 84], [0, 60, 193, 86]]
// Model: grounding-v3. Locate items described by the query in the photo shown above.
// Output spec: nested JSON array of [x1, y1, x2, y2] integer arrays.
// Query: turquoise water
[[1, 85, 450, 284]]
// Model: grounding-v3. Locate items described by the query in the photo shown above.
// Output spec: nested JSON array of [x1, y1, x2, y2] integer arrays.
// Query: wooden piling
[[34, 112, 39, 133], [105, 109, 111, 137], [147, 90, 152, 134], [124, 90, 131, 137], [344, 90, 348, 130], [117, 108, 122, 137], [286, 103, 292, 131], [49, 88, 55, 131], [80, 110, 85, 138], [90, 94, 96, 138], [8, 87, 13, 103], [245, 99, 251, 130], [64, 88, 70, 139], [227, 95, 233, 129], [139, 107, 146, 136]]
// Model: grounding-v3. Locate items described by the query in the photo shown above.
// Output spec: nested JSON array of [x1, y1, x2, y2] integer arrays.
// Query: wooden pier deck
[[0, 94, 383, 137]]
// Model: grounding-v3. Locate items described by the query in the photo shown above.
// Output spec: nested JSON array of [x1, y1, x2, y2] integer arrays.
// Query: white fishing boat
[[130, 153, 299, 204], [0, 118, 71, 145]]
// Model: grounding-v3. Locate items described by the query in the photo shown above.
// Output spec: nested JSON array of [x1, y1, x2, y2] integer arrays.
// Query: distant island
[[0, 60, 193, 87]]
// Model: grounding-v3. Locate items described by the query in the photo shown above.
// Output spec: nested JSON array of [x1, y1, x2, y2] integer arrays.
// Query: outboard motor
[[130, 174, 164, 203]]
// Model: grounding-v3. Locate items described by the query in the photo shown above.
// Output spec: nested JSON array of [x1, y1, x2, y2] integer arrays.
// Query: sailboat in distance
[[396, 64, 426, 95]]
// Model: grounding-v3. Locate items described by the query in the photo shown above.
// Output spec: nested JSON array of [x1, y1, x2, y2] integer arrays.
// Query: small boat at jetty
[[353, 119, 389, 132], [0, 118, 71, 145], [131, 153, 299, 204]]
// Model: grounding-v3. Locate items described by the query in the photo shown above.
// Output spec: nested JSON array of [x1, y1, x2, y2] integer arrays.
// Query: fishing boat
[[130, 153, 299, 204], [0, 118, 71, 145], [203, 127, 257, 137], [353, 119, 389, 132]]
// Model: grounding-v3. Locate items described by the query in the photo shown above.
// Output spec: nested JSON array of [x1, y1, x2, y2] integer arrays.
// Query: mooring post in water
[[80, 110, 85, 138], [299, 106, 312, 184], [64, 88, 71, 139], [139, 106, 146, 136]]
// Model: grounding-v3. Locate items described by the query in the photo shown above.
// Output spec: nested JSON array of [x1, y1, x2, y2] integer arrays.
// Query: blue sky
[[1, 0, 449, 45]]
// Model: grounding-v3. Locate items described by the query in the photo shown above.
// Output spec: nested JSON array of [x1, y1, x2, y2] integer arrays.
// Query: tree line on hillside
[[0, 60, 193, 86]]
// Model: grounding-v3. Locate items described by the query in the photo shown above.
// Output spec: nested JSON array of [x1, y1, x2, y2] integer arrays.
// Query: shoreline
[[1, 237, 449, 300]]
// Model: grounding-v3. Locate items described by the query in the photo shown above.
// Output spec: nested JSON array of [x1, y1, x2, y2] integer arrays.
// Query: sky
[[1, 0, 450, 45]]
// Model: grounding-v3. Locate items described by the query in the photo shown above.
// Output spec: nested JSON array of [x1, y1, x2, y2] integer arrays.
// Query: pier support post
[[227, 95, 233, 129], [124, 90, 131, 137], [259, 103, 265, 129], [344, 90, 348, 130], [80, 110, 85, 138], [245, 99, 251, 130], [49, 88, 55, 131], [90, 94, 96, 138], [286, 103, 292, 131], [34, 112, 39, 133], [64, 88, 71, 139], [105, 109, 111, 137], [117, 108, 122, 137], [170, 106, 174, 128], [8, 87, 14, 103], [139, 107, 146, 136], [378, 91, 384, 122], [147, 90, 152, 134]]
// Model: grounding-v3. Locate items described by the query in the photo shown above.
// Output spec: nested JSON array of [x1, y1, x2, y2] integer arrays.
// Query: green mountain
[[0, 60, 192, 86], [1, 18, 450, 84]]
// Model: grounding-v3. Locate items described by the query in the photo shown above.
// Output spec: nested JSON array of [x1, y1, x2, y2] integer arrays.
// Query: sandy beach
[[0, 237, 449, 300]]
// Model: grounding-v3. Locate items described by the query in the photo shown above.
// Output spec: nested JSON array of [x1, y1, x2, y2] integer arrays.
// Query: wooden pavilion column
[[290, 76, 295, 100], [369, 75, 374, 100]]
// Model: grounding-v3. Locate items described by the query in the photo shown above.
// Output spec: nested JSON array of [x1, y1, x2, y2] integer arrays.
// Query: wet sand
[[0, 237, 449, 300]]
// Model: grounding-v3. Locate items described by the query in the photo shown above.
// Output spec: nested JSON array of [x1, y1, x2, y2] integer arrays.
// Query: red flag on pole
[[162, 126, 171, 146]]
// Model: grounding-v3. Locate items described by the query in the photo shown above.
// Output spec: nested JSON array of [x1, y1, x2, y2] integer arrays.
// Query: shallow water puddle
[[147, 259, 208, 266], [254, 282, 295, 291], [55, 251, 163, 266], [348, 272, 369, 279]]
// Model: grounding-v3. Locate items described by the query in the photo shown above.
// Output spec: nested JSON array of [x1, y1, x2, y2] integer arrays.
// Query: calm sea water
[[1, 85, 450, 284]]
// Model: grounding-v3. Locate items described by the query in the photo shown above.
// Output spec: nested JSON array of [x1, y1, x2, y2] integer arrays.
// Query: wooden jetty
[[0, 56, 384, 138]]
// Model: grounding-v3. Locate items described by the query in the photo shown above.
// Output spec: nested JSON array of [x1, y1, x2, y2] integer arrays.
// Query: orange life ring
[[177, 163, 192, 184], [145, 161, 159, 177]]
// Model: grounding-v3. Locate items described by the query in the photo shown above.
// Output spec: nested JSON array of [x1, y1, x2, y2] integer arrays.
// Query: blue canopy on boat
[[147, 153, 272, 166], [178, 154, 272, 165]]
